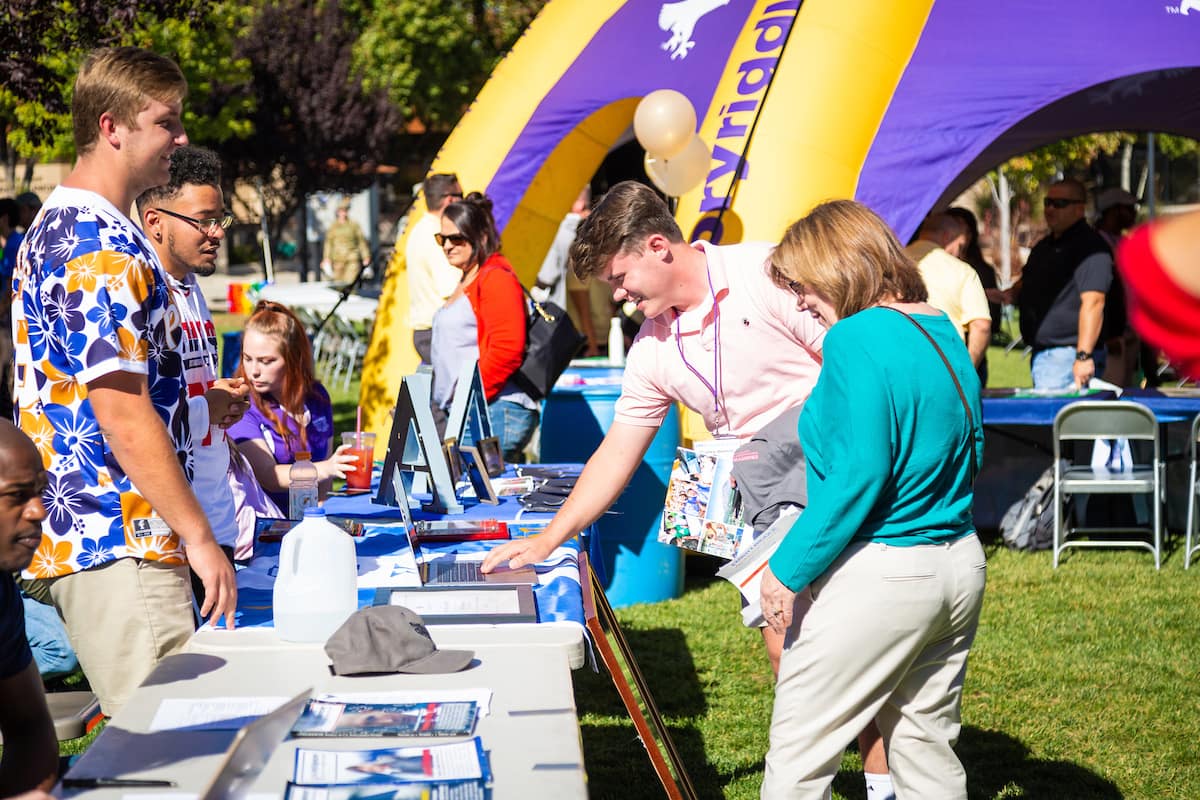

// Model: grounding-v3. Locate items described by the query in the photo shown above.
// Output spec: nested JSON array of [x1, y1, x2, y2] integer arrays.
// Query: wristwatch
[[1075, 350, 1093, 362]]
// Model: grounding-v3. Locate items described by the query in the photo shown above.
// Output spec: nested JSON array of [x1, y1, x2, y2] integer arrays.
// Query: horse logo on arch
[[659, 0, 732, 60]]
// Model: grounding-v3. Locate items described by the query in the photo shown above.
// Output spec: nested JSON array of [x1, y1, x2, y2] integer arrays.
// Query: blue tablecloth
[[1120, 388, 1200, 424], [232, 469, 591, 629], [981, 390, 1117, 426], [981, 389, 1200, 427]]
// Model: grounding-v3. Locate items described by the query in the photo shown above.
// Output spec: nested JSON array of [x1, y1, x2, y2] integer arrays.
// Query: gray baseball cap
[[324, 606, 475, 675]]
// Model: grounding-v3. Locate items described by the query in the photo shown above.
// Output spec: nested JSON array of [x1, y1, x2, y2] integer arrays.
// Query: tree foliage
[[999, 133, 1135, 197], [0, 0, 237, 185], [0, 0, 200, 119], [221, 0, 402, 269], [356, 0, 544, 126]]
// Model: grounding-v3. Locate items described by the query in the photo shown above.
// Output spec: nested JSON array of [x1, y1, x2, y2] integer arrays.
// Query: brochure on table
[[293, 699, 479, 738], [286, 782, 486, 800], [292, 738, 491, 786]]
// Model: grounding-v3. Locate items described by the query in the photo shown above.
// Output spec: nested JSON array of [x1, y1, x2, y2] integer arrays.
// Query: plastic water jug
[[273, 506, 358, 642]]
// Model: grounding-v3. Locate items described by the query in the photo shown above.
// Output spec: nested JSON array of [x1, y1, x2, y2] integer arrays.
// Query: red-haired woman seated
[[226, 301, 355, 510]]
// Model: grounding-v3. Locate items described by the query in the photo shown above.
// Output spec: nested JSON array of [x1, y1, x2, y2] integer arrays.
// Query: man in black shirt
[[1016, 179, 1117, 389]]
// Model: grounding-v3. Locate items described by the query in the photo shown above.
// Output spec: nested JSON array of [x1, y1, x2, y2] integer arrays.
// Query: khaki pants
[[762, 535, 987, 799], [42, 558, 195, 717]]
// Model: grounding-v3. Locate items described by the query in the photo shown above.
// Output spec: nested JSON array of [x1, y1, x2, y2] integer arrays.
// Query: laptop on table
[[199, 689, 312, 800], [393, 494, 536, 586]]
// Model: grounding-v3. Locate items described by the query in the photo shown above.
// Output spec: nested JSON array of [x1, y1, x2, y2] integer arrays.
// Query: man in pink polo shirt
[[483, 180, 824, 658], [482, 182, 898, 797]]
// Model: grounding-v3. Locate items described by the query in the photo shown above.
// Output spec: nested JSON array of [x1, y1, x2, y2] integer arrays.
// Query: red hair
[[236, 300, 317, 455]]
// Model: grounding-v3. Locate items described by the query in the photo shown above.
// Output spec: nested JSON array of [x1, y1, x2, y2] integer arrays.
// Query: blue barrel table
[[540, 366, 684, 608]]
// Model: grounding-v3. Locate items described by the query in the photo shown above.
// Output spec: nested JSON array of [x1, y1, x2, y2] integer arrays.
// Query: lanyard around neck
[[674, 263, 725, 430]]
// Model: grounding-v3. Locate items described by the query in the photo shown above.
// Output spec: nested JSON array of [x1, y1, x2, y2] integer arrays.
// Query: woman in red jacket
[[430, 192, 538, 462]]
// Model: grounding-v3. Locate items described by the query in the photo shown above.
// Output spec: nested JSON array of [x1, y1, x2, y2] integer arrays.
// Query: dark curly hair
[[135, 145, 222, 214]]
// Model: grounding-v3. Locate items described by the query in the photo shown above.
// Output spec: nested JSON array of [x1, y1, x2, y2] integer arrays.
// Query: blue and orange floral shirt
[[13, 186, 193, 579]]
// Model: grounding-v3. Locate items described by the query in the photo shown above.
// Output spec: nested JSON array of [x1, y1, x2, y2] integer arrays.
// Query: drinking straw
[[356, 405, 362, 448]]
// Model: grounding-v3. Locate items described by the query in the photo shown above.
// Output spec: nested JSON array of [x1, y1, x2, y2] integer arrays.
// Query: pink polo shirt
[[614, 241, 824, 439]]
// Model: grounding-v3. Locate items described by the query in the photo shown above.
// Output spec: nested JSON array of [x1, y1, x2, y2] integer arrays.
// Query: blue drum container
[[540, 367, 684, 607]]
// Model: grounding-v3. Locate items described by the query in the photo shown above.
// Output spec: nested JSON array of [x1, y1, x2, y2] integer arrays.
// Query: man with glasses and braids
[[138, 145, 251, 594], [1012, 178, 1119, 389]]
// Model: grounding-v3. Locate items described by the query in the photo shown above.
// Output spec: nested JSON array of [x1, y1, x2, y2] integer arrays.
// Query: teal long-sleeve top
[[768, 307, 984, 592]]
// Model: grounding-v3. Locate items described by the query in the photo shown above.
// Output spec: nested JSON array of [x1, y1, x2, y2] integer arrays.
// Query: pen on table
[[62, 778, 177, 789]]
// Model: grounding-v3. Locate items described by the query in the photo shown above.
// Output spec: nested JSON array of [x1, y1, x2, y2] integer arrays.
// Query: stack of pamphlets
[[715, 506, 799, 605], [287, 738, 490, 799], [292, 700, 479, 738], [658, 444, 754, 559]]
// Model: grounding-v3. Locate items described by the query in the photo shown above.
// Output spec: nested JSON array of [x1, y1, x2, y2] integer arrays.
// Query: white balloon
[[644, 135, 711, 197], [634, 89, 697, 160]]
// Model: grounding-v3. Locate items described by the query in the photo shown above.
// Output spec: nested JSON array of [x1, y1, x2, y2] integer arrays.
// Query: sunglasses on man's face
[[1044, 198, 1083, 210], [434, 233, 469, 247]]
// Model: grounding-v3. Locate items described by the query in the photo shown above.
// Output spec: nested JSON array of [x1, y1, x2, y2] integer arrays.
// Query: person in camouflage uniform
[[321, 198, 370, 282]]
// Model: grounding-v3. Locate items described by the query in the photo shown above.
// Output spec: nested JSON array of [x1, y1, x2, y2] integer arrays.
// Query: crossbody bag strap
[[880, 306, 978, 484], [520, 284, 559, 324]]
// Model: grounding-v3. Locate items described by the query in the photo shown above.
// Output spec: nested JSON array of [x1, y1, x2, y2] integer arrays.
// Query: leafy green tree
[[356, 0, 544, 126], [1000, 133, 1135, 198], [222, 0, 402, 278], [0, 0, 238, 188]]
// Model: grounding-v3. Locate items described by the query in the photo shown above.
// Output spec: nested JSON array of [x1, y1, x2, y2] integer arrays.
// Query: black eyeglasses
[[155, 207, 233, 236], [434, 232, 469, 247], [1044, 198, 1083, 210]]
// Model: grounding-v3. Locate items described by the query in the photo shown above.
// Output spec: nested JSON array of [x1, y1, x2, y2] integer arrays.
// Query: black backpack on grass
[[999, 462, 1062, 551]]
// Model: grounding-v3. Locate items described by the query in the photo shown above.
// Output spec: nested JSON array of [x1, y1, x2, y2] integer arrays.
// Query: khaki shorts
[[41, 558, 195, 717]]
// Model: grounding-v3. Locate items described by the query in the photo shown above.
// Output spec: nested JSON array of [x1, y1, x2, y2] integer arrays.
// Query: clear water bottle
[[608, 316, 626, 366], [273, 506, 358, 642], [288, 451, 319, 520]]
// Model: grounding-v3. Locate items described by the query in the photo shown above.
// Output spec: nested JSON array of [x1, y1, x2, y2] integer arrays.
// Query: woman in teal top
[[758, 200, 987, 800]]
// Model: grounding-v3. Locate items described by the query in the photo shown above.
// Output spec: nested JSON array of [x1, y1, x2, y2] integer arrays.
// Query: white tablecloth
[[254, 281, 378, 323]]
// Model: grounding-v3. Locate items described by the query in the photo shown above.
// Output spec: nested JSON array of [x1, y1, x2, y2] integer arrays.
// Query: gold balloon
[[644, 135, 711, 197], [634, 89, 697, 160]]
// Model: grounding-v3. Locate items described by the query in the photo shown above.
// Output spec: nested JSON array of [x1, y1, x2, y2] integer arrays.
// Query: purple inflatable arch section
[[856, 0, 1200, 240]]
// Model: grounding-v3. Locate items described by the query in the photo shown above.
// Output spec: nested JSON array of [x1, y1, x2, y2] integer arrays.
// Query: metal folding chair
[[1052, 400, 1163, 569], [1184, 414, 1200, 569]]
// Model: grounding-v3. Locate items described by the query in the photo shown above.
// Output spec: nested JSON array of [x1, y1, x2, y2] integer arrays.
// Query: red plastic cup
[[341, 431, 376, 490]]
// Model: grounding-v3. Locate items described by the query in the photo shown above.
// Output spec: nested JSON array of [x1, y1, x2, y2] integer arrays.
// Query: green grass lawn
[[578, 545, 1200, 799], [46, 324, 1193, 797]]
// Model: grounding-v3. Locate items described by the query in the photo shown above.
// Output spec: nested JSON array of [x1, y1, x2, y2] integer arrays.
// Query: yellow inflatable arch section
[[361, 0, 933, 439]]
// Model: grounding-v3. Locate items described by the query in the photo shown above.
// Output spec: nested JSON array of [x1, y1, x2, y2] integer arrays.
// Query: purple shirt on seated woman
[[227, 383, 334, 510]]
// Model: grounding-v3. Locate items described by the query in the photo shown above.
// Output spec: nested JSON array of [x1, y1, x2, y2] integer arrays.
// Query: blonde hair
[[769, 200, 926, 319], [72, 47, 187, 155]]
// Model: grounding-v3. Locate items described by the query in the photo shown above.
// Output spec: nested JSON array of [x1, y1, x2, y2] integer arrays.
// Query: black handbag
[[513, 287, 586, 399]]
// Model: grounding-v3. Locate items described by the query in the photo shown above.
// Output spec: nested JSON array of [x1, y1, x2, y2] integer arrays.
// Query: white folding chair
[[1184, 414, 1200, 569], [1052, 400, 1163, 569]]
